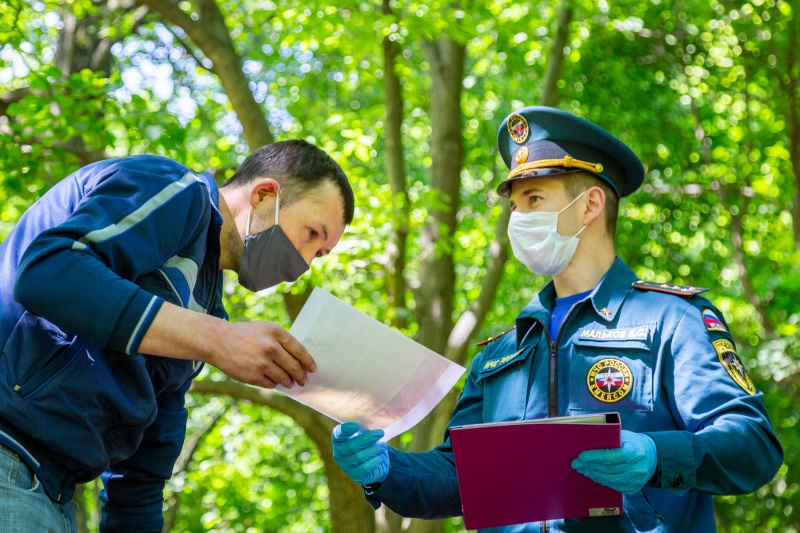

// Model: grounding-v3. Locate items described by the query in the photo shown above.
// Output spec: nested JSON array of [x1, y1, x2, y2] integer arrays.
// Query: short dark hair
[[226, 140, 355, 225], [563, 172, 618, 237]]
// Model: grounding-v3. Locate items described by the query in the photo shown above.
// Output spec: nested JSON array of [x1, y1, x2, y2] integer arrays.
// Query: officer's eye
[[529, 195, 542, 206]]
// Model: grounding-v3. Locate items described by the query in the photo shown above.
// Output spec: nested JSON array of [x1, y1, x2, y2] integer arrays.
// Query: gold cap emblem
[[507, 113, 529, 144], [515, 146, 529, 165]]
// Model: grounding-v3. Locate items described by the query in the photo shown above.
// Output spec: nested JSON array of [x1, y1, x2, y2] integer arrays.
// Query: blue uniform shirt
[[365, 258, 783, 532], [549, 289, 591, 341]]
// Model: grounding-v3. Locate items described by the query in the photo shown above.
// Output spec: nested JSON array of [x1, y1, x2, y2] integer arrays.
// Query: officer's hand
[[332, 422, 390, 485], [213, 321, 316, 389], [571, 430, 657, 494]]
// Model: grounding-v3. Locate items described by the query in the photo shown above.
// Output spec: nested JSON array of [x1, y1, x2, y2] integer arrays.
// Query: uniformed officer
[[330, 107, 783, 532]]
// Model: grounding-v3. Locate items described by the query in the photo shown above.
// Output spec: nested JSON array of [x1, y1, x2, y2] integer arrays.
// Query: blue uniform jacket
[[0, 155, 227, 532], [366, 258, 783, 532]]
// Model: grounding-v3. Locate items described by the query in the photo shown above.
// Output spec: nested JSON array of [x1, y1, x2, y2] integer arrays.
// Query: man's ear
[[582, 186, 606, 227], [249, 178, 280, 208]]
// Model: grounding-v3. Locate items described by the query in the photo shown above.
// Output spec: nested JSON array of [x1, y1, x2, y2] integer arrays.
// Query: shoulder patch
[[702, 308, 729, 334], [476, 326, 516, 347], [632, 280, 708, 297], [713, 339, 755, 395]]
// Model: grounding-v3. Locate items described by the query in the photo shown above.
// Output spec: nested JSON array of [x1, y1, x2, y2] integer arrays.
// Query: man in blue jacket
[[330, 107, 783, 532], [0, 139, 354, 532]]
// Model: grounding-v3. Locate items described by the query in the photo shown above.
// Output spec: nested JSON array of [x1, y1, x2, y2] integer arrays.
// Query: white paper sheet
[[276, 287, 466, 440]]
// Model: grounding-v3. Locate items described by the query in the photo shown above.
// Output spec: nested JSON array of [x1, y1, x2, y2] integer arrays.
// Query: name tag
[[578, 326, 649, 341]]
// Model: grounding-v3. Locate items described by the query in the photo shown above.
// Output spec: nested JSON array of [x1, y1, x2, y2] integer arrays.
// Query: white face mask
[[507, 190, 587, 276]]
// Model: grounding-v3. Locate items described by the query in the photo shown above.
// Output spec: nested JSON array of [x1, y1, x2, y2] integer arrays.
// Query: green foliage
[[2, 0, 800, 530], [167, 395, 329, 532]]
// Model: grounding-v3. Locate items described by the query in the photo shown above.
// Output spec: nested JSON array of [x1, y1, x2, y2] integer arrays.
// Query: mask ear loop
[[245, 190, 281, 237], [245, 207, 254, 237], [561, 190, 589, 239], [558, 189, 587, 215]]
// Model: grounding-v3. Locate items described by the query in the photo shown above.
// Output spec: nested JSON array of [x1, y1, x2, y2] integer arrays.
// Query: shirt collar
[[197, 171, 223, 226], [516, 257, 637, 324], [587, 257, 638, 322]]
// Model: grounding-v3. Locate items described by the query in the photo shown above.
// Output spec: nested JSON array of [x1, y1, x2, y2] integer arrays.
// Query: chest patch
[[713, 339, 755, 395], [587, 358, 633, 402], [702, 309, 729, 334], [578, 326, 649, 341]]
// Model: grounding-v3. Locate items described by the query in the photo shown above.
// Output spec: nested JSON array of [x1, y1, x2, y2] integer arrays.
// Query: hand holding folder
[[450, 412, 623, 530], [572, 430, 658, 494]]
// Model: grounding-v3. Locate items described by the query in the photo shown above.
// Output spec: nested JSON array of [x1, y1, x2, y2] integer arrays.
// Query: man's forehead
[[510, 176, 564, 195]]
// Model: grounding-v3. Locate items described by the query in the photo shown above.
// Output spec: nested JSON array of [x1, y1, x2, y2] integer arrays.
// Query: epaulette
[[632, 280, 708, 297], [476, 326, 516, 347]]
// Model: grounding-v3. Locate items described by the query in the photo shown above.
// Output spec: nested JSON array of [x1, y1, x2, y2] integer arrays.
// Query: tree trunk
[[783, 10, 800, 250], [383, 0, 410, 330], [414, 36, 465, 357]]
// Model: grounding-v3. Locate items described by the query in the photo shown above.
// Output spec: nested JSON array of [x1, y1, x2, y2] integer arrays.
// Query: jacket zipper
[[538, 300, 583, 532], [546, 300, 583, 418]]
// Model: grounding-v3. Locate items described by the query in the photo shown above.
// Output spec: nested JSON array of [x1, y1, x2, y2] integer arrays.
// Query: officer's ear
[[581, 186, 606, 227]]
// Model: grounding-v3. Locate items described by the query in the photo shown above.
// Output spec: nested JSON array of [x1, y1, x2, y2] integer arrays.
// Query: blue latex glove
[[331, 422, 390, 485], [571, 430, 658, 494]]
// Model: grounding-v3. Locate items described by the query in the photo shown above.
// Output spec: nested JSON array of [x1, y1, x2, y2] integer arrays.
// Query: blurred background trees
[[2, 0, 799, 531]]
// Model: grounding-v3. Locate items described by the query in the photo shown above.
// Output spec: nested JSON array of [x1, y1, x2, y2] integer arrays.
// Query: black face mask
[[238, 193, 309, 292]]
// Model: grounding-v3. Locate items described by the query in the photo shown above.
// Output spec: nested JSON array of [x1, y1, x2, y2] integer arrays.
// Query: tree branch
[[189, 377, 375, 532], [162, 400, 231, 532], [135, 0, 274, 148], [445, 201, 509, 367], [540, 1, 574, 107], [90, 5, 151, 72], [0, 87, 42, 117]]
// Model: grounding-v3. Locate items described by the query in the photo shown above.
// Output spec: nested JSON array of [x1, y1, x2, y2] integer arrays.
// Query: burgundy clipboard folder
[[450, 412, 622, 530]]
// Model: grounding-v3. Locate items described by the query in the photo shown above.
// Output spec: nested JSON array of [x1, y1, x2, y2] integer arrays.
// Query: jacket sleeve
[[98, 378, 193, 533], [365, 354, 486, 519], [14, 161, 213, 355], [646, 301, 783, 496]]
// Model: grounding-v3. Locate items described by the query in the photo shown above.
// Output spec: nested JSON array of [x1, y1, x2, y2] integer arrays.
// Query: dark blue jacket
[[366, 258, 783, 532], [0, 155, 227, 531]]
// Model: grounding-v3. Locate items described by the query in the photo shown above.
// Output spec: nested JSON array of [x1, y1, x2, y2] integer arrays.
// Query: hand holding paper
[[277, 288, 465, 440], [332, 423, 390, 485], [572, 430, 658, 494]]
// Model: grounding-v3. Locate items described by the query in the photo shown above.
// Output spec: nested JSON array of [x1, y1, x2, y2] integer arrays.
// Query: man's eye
[[308, 228, 318, 239]]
